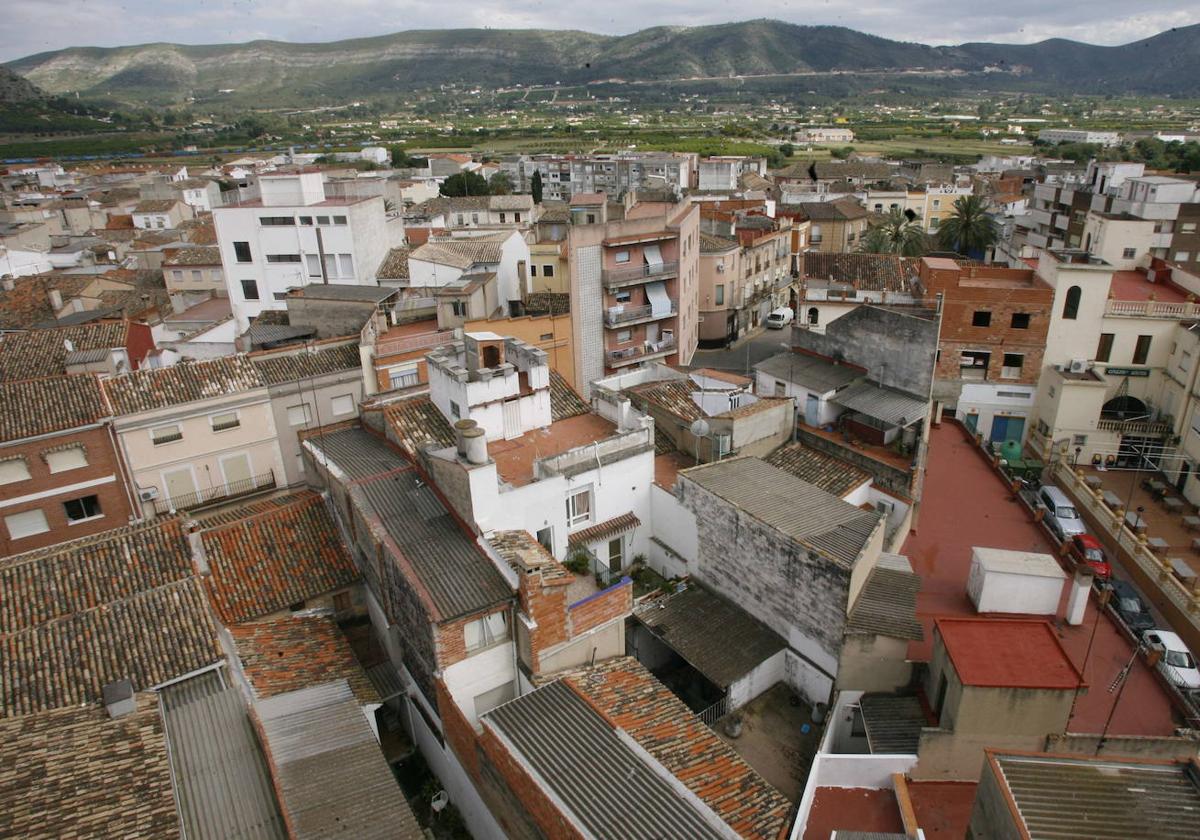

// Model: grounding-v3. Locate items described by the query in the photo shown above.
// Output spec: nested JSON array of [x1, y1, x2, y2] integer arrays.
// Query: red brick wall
[[0, 425, 134, 555], [125, 322, 156, 369], [373, 356, 429, 392], [477, 723, 583, 840], [435, 606, 511, 670], [567, 579, 632, 637]]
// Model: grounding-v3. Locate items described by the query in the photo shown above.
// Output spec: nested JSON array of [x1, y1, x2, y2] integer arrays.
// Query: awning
[[643, 244, 663, 268], [645, 281, 671, 317], [835, 380, 928, 427], [568, 512, 641, 547]]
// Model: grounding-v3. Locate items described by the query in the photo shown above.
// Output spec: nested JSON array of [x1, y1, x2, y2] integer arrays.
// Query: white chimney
[[1, 275, 13, 292], [102, 678, 136, 718], [48, 288, 63, 310], [462, 426, 488, 465], [1065, 568, 1093, 626], [453, 418, 477, 458]]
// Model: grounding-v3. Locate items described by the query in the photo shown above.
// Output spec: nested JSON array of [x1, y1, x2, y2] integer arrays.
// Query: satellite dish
[[689, 419, 710, 438]]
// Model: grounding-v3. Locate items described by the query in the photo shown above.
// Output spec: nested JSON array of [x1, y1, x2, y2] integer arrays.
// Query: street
[[689, 329, 791, 375]]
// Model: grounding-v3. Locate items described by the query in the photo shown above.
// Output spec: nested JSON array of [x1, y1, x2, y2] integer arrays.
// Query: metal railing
[[153, 469, 276, 515], [602, 260, 680, 288], [604, 302, 677, 326], [605, 337, 677, 366], [697, 695, 728, 727]]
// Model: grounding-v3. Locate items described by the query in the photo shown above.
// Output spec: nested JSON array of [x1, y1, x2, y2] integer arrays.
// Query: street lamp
[[1074, 446, 1082, 467]]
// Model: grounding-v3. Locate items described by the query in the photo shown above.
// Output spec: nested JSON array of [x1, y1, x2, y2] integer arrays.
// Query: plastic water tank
[[999, 439, 1022, 463]]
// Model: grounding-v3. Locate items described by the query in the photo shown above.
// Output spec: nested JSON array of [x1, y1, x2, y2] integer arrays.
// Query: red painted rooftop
[[936, 617, 1084, 690], [902, 422, 1180, 736], [802, 787, 905, 840], [1109, 269, 1190, 303]]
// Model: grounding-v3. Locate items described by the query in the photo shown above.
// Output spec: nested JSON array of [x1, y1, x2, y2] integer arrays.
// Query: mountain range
[[5, 20, 1200, 107]]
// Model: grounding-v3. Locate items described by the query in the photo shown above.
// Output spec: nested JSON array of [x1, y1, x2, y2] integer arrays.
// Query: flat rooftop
[[1109, 268, 1189, 303], [937, 618, 1084, 690], [489, 411, 618, 487]]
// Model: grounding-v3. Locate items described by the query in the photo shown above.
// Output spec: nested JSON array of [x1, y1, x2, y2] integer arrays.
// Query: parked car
[[1107, 578, 1155, 635], [1067, 534, 1112, 579], [766, 307, 794, 329], [1144, 628, 1200, 692], [1037, 485, 1087, 541]]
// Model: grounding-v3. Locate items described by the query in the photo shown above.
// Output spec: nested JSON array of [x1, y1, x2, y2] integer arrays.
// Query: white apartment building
[[500, 153, 693, 200], [213, 171, 393, 330], [1037, 129, 1122, 147], [697, 156, 768, 191]]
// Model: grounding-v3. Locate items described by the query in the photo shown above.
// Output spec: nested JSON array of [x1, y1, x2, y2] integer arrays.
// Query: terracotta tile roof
[[796, 196, 869, 220], [0, 320, 130, 381], [162, 246, 221, 266], [550, 368, 590, 421], [628, 379, 704, 422], [564, 657, 791, 839], [410, 238, 503, 269], [199, 492, 358, 625], [567, 512, 641, 547], [488, 530, 573, 585], [188, 489, 314, 527], [0, 695, 180, 839], [251, 341, 361, 386], [0, 273, 92, 330], [384, 393, 455, 458], [102, 355, 265, 414], [765, 441, 870, 497], [133, 199, 179, 214], [231, 614, 378, 703], [803, 252, 912, 293], [377, 246, 410, 280], [178, 219, 217, 244], [699, 232, 739, 253], [0, 374, 108, 442], [523, 291, 570, 316]]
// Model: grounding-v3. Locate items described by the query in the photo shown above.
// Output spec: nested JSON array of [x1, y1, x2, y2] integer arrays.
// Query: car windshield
[[1084, 548, 1105, 562], [1165, 650, 1196, 670], [1058, 506, 1079, 519], [1119, 597, 1143, 613]]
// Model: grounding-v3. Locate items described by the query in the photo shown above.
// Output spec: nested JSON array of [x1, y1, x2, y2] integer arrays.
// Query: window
[[338, 254, 355, 277], [543, 264, 554, 278], [972, 310, 992, 327], [1010, 313, 1031, 329], [45, 446, 87, 473], [5, 508, 49, 540], [614, 290, 632, 304], [514, 212, 522, 223], [331, 394, 355, 416], [536, 526, 553, 552], [471, 213, 480, 224], [1183, 222, 1197, 233], [1062, 285, 1081, 319], [1133, 334, 1152, 365], [0, 458, 31, 484], [530, 264, 538, 277], [566, 486, 592, 526], [608, 537, 624, 572], [456, 214, 466, 226], [932, 199, 941, 209], [259, 216, 295, 226], [1176, 252, 1191, 262], [616, 329, 632, 343], [151, 424, 183, 445], [306, 254, 322, 278], [266, 254, 302, 263], [464, 612, 508, 653], [172, 270, 184, 281], [960, 350, 990, 380], [715, 285, 725, 305], [1096, 332, 1114, 363], [540, 332, 553, 341], [1073, 434, 1088, 447], [240, 279, 260, 301], [1180, 351, 1193, 374], [287, 404, 313, 427], [210, 412, 240, 432], [323, 254, 337, 279], [449, 401, 461, 419], [233, 241, 252, 263], [388, 363, 420, 389], [1001, 353, 1024, 378], [450, 300, 466, 317], [63, 494, 102, 524], [808, 307, 820, 325], [316, 215, 330, 226], [930, 217, 940, 230], [332, 215, 347, 225], [499, 212, 506, 223], [1123, 248, 1137, 259], [615, 251, 630, 264], [299, 216, 313, 225], [190, 270, 202, 284]]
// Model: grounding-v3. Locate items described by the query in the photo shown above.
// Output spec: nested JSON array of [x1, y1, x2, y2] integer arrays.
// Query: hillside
[[6, 20, 1200, 107], [0, 67, 117, 134]]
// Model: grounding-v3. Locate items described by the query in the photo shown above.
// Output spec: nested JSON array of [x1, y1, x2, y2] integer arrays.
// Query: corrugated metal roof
[[754, 351, 862, 393], [257, 680, 422, 840], [159, 670, 286, 840], [365, 662, 405, 701], [834, 381, 928, 427], [680, 457, 881, 569], [484, 679, 732, 840], [994, 753, 1200, 839], [845, 554, 924, 641], [634, 584, 785, 689], [859, 693, 925, 755]]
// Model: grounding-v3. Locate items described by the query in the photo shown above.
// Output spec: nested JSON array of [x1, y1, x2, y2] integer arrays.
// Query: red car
[[1068, 534, 1112, 579]]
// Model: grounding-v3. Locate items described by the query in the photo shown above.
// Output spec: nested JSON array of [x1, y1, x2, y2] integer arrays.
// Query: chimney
[[102, 678, 136, 718], [1065, 568, 1093, 626], [0, 275, 12, 292], [48, 288, 63, 310], [453, 418, 477, 458], [187, 524, 210, 575], [462, 425, 488, 465]]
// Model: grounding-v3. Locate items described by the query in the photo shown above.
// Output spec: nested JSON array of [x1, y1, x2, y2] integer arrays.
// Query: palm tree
[[860, 208, 928, 257], [937, 195, 998, 257]]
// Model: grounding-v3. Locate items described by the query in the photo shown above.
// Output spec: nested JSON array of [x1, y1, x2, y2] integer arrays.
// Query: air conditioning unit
[[1069, 359, 1088, 373], [138, 487, 159, 502], [875, 499, 895, 516]]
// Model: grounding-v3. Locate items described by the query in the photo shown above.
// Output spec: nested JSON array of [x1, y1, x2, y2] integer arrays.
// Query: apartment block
[[501, 152, 693, 200]]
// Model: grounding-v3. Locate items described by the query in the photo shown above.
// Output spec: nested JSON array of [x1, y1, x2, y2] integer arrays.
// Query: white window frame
[[210, 411, 241, 433], [566, 485, 593, 527], [0, 458, 31, 485], [63, 494, 104, 525], [388, 363, 420, 390], [151, 424, 183, 446], [5, 508, 49, 540], [287, 404, 313, 427], [330, 394, 356, 416], [45, 446, 88, 474], [464, 611, 509, 653]]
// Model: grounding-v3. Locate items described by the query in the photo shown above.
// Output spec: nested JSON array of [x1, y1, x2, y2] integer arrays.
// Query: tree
[[530, 170, 544, 204], [860, 208, 928, 257], [937, 195, 998, 257], [440, 171, 489, 197], [779, 143, 794, 158], [488, 172, 513, 195]]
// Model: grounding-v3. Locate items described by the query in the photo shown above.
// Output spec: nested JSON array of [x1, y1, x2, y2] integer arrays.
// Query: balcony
[[1105, 299, 1200, 320], [605, 337, 678, 368], [601, 260, 680, 290], [1096, 417, 1173, 436], [153, 470, 277, 515], [604, 302, 677, 327]]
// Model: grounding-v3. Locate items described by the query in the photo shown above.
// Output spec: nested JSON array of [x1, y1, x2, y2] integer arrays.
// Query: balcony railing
[[375, 329, 454, 357], [604, 302, 677, 327], [602, 260, 680, 289], [153, 469, 276, 515], [1106, 298, 1200, 320], [1096, 417, 1173, 436], [605, 337, 677, 367]]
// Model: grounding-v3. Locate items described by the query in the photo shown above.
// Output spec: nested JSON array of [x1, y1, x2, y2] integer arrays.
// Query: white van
[[766, 308, 794, 329]]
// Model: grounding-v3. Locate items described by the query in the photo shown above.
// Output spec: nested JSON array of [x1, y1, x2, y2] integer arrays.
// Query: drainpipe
[[315, 227, 329, 284], [107, 420, 142, 522]]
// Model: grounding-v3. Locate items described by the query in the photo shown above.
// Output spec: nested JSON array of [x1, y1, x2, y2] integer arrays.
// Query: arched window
[[807, 307, 819, 325], [1063, 286, 1081, 320]]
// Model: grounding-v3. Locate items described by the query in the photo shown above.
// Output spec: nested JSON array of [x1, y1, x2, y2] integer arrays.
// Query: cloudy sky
[[2, 0, 1197, 62]]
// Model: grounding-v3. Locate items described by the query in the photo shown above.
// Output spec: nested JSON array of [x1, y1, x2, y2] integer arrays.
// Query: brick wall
[[436, 606, 511, 670], [521, 574, 569, 671], [567, 578, 633, 637], [477, 722, 583, 840], [0, 425, 135, 556]]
